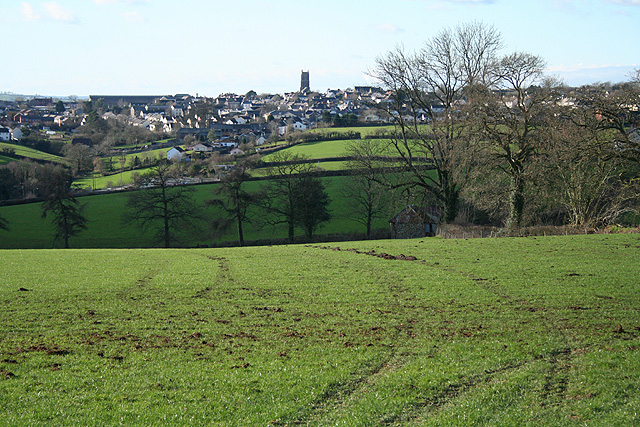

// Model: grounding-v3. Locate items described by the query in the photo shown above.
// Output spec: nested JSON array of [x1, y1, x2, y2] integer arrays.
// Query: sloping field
[[0, 142, 65, 164], [0, 234, 638, 425], [0, 175, 393, 249], [73, 167, 156, 190], [263, 139, 355, 160]]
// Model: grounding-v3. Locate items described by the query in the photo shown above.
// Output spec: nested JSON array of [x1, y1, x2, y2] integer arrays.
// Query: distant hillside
[[0, 175, 397, 249], [0, 92, 88, 101], [0, 142, 66, 164]]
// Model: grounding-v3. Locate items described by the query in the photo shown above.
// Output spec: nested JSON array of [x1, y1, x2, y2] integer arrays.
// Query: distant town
[[0, 71, 397, 150]]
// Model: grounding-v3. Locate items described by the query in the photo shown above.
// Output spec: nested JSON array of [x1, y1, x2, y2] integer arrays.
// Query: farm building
[[390, 205, 441, 238]]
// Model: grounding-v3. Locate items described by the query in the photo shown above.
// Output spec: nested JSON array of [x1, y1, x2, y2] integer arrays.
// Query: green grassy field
[[120, 147, 171, 164], [117, 138, 173, 150], [310, 125, 396, 137], [0, 142, 65, 164], [0, 155, 13, 165], [0, 175, 395, 249], [0, 234, 638, 426], [263, 139, 356, 161], [265, 135, 420, 162], [73, 167, 156, 190]]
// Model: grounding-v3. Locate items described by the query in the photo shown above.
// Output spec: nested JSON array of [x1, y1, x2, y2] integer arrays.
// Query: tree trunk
[[163, 203, 170, 248], [441, 171, 459, 223], [366, 201, 374, 239], [164, 217, 170, 248], [237, 215, 245, 246], [288, 222, 295, 243], [506, 173, 524, 229]]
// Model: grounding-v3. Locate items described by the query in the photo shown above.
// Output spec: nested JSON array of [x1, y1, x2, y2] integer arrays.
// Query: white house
[[191, 142, 213, 152], [213, 141, 236, 149], [0, 127, 10, 141], [292, 121, 308, 132], [224, 116, 247, 125], [167, 146, 186, 161]]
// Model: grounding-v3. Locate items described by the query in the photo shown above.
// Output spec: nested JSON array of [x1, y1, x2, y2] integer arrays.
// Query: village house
[[167, 146, 187, 161], [10, 127, 23, 141], [191, 142, 213, 152], [0, 127, 10, 141]]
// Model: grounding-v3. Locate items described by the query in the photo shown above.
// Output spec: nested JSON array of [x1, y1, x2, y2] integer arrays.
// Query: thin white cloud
[[377, 23, 405, 34], [21, 2, 78, 23], [423, 0, 496, 9], [547, 63, 638, 84], [21, 2, 41, 21], [94, 0, 150, 4], [122, 11, 144, 22], [607, 0, 640, 5], [43, 2, 78, 23], [547, 63, 637, 73], [449, 0, 496, 3]]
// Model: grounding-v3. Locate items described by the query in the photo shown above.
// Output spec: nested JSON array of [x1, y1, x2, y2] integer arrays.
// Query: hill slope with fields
[[0, 234, 638, 425], [0, 175, 396, 249]]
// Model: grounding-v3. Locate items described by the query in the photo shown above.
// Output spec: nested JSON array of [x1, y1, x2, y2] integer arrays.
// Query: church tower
[[300, 70, 310, 92]]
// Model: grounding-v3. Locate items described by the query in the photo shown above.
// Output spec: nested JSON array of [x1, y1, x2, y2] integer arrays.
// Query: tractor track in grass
[[190, 254, 232, 298], [271, 265, 418, 426], [297, 245, 599, 424], [379, 345, 590, 425], [272, 352, 403, 426]]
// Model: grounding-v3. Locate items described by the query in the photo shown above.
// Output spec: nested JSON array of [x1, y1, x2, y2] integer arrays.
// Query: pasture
[[0, 175, 396, 249], [0, 234, 638, 425], [262, 139, 356, 161], [0, 142, 65, 164], [73, 167, 156, 190]]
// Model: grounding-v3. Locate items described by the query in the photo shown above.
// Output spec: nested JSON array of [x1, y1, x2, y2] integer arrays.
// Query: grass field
[[265, 135, 420, 162], [120, 147, 171, 164], [0, 234, 638, 425], [263, 139, 356, 161], [0, 155, 13, 165], [73, 167, 156, 190], [310, 125, 396, 137], [0, 175, 395, 249], [0, 142, 65, 164], [117, 138, 173, 150]]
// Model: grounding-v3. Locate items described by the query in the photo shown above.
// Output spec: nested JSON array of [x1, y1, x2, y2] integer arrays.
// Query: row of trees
[[357, 22, 639, 229], [126, 156, 333, 248], [0, 163, 87, 248], [0, 157, 336, 248]]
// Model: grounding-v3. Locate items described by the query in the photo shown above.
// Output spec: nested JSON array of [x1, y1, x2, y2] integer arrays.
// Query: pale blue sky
[[2, 0, 638, 96]]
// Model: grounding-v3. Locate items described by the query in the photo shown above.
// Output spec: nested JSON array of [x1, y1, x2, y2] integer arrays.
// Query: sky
[[1, 0, 638, 97]]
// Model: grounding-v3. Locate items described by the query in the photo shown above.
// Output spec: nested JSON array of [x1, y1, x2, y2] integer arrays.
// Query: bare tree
[[368, 22, 502, 222], [542, 119, 639, 227], [40, 164, 88, 248], [63, 143, 94, 176], [468, 52, 554, 228], [293, 174, 331, 240], [538, 79, 640, 227], [573, 73, 640, 163], [123, 162, 202, 248], [262, 152, 331, 242], [344, 139, 395, 238], [206, 156, 262, 246]]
